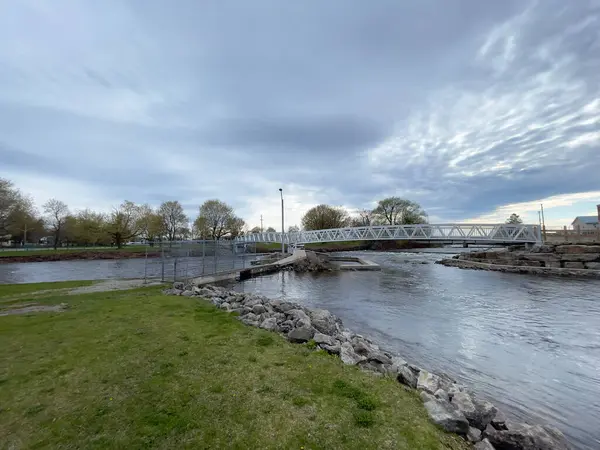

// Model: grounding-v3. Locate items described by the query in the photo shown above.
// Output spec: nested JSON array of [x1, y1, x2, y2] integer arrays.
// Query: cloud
[[0, 0, 598, 228]]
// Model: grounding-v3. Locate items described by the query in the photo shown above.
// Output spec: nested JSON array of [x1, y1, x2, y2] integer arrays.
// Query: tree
[[195, 199, 239, 240], [250, 226, 262, 234], [227, 216, 246, 239], [43, 199, 70, 249], [350, 209, 373, 227], [0, 178, 40, 244], [372, 197, 427, 225], [137, 204, 164, 244], [159, 201, 188, 242], [106, 201, 142, 248], [68, 209, 109, 246], [506, 213, 523, 224], [301, 204, 350, 231], [288, 225, 300, 233]]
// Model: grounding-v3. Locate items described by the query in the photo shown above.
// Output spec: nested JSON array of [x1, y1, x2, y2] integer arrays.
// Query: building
[[571, 205, 600, 231]]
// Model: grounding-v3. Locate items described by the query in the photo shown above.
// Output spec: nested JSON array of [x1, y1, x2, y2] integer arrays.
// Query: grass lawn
[[0, 285, 467, 450], [0, 246, 148, 258]]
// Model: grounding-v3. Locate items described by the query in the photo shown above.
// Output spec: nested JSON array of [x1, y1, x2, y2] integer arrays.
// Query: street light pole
[[279, 188, 285, 254]]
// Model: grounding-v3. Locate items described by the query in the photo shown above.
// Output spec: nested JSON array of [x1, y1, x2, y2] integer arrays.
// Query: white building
[[571, 205, 600, 231]]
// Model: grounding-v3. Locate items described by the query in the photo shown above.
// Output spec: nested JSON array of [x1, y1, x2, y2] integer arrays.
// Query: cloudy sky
[[1, 0, 599, 230]]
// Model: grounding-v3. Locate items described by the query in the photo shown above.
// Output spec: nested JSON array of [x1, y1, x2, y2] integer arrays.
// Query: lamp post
[[279, 188, 285, 254]]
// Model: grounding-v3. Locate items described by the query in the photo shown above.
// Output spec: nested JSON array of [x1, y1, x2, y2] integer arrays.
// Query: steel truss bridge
[[235, 224, 542, 245]]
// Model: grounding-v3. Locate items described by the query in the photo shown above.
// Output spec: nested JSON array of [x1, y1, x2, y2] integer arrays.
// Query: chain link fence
[[141, 240, 265, 284]]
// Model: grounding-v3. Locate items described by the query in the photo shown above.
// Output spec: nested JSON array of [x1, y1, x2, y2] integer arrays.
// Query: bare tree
[[301, 204, 350, 231], [288, 225, 300, 233], [106, 201, 142, 248], [159, 201, 188, 242], [43, 199, 70, 249]]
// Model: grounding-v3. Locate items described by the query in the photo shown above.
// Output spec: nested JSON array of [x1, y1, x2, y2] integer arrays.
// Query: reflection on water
[[232, 252, 600, 450]]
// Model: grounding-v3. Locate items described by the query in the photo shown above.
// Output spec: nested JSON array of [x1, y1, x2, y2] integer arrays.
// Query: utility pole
[[540, 203, 546, 241], [279, 188, 285, 254], [260, 215, 263, 233]]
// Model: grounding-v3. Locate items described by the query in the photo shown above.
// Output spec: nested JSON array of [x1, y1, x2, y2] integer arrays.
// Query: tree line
[[0, 178, 248, 248], [1, 177, 431, 248]]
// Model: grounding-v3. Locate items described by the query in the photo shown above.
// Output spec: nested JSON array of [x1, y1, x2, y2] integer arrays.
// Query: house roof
[[572, 216, 599, 225]]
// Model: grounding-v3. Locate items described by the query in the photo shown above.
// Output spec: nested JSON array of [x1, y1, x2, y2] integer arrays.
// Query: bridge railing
[[235, 224, 542, 244]]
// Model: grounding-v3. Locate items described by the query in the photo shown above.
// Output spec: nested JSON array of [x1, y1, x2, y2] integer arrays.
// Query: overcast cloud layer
[[1, 0, 599, 228]]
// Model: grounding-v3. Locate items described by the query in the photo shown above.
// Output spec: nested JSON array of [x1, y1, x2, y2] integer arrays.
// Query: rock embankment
[[165, 282, 571, 450], [439, 244, 600, 278]]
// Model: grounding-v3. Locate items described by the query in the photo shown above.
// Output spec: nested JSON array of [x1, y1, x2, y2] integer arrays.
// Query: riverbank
[[0, 249, 160, 263], [438, 244, 600, 278], [0, 282, 467, 450], [167, 282, 571, 449]]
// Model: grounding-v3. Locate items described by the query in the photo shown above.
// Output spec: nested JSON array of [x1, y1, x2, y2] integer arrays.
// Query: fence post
[[202, 240, 205, 275], [563, 226, 568, 242], [161, 243, 165, 282], [143, 243, 148, 284]]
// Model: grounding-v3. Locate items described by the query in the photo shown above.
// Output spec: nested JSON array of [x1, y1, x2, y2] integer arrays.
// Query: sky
[[0, 0, 599, 230]]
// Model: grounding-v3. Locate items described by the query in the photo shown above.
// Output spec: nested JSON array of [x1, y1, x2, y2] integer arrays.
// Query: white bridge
[[236, 224, 542, 245]]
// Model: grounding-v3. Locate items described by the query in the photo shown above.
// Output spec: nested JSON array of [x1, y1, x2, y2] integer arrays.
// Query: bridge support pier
[[462, 243, 468, 248]]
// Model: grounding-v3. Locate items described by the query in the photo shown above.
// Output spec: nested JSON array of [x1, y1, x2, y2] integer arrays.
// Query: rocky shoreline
[[164, 282, 571, 450], [439, 244, 600, 278]]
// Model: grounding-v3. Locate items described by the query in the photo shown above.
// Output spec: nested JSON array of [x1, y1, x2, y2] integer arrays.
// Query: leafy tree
[[301, 204, 350, 231], [106, 201, 142, 248], [288, 225, 300, 233], [68, 209, 109, 246], [137, 204, 164, 244], [0, 178, 41, 244], [159, 200, 188, 242], [506, 213, 523, 224], [372, 197, 427, 225], [249, 226, 262, 234], [43, 198, 70, 249], [195, 199, 237, 240], [265, 226, 277, 233], [227, 216, 246, 238]]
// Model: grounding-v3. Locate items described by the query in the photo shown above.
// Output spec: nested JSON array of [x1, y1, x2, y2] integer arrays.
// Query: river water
[[232, 252, 600, 450], [1, 251, 599, 448]]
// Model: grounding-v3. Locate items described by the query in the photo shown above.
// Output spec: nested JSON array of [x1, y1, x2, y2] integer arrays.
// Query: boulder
[[313, 332, 336, 347], [287, 326, 314, 343], [352, 340, 373, 356], [164, 288, 182, 296], [219, 302, 231, 310], [423, 398, 470, 435], [288, 309, 311, 327], [309, 309, 338, 335], [556, 245, 600, 254], [173, 281, 185, 290], [485, 423, 570, 450], [560, 254, 599, 262], [389, 356, 408, 374], [434, 389, 449, 402], [417, 370, 441, 394], [397, 364, 420, 388], [252, 304, 267, 315], [563, 262, 584, 269], [259, 318, 278, 331], [340, 342, 366, 365], [491, 409, 508, 430], [468, 427, 483, 443], [279, 320, 295, 334], [271, 301, 296, 313], [320, 343, 341, 355], [181, 290, 195, 297], [358, 359, 387, 374], [585, 262, 600, 270], [452, 392, 497, 431], [474, 439, 496, 450]]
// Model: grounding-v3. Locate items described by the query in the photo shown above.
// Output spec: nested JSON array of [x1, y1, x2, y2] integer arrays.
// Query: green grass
[[0, 286, 468, 450], [0, 246, 148, 257]]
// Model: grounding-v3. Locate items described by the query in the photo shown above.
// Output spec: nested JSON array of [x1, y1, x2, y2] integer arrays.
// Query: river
[[232, 252, 600, 450], [1, 251, 599, 448]]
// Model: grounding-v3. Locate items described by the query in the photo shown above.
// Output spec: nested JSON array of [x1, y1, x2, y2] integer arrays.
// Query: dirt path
[[67, 279, 164, 294]]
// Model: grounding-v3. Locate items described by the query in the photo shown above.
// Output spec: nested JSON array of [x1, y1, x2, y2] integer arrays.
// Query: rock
[[491, 409, 508, 430], [340, 342, 366, 365], [252, 304, 266, 315], [447, 383, 463, 399], [287, 326, 314, 343], [288, 309, 311, 327], [173, 281, 184, 290], [230, 308, 245, 315], [389, 356, 408, 374], [474, 439, 495, 450], [559, 254, 599, 262], [353, 340, 372, 356], [181, 290, 195, 297], [420, 391, 436, 403], [423, 398, 470, 435], [585, 262, 600, 269], [320, 343, 341, 354], [368, 351, 393, 365], [194, 287, 213, 296], [452, 392, 497, 431], [485, 423, 570, 450], [259, 317, 278, 331], [313, 332, 336, 347], [309, 309, 338, 335], [358, 359, 387, 374], [279, 320, 295, 333], [417, 370, 441, 394], [220, 302, 231, 310], [556, 244, 600, 254], [271, 301, 296, 313], [468, 427, 483, 443], [397, 364, 420, 388], [434, 389, 449, 401]]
